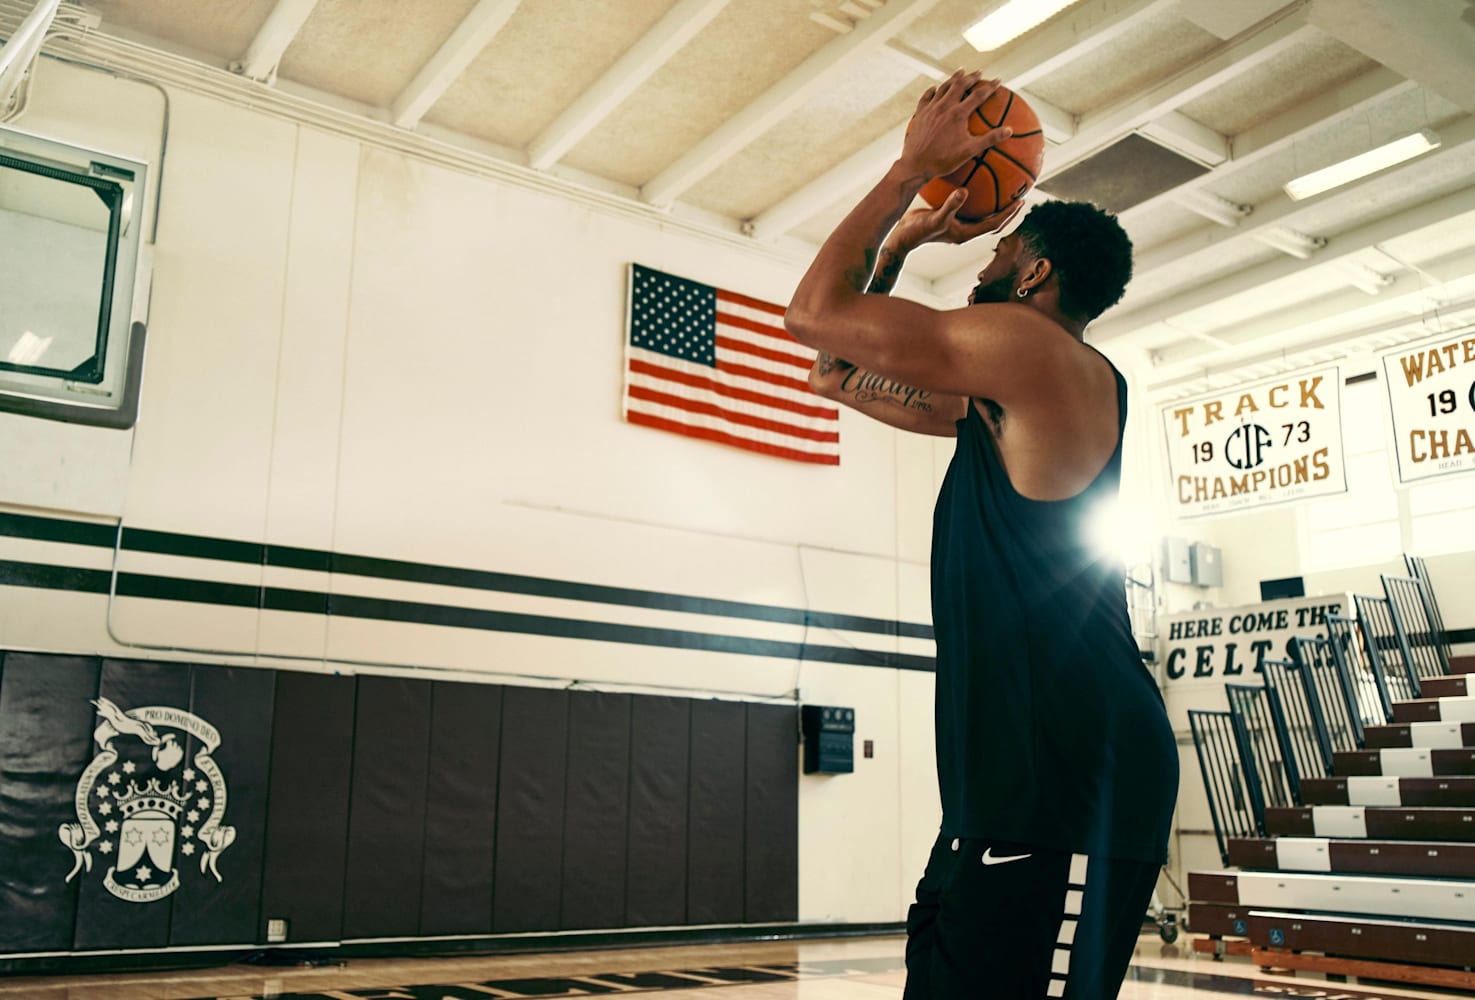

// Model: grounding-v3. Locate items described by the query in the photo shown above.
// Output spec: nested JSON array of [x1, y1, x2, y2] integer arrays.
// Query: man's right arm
[[806, 240, 966, 437]]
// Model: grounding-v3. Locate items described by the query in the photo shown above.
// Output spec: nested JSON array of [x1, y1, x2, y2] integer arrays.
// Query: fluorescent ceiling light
[[1284, 130, 1441, 201], [964, 0, 1082, 52]]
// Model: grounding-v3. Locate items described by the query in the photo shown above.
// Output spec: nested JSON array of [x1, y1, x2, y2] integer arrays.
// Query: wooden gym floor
[[0, 933, 1462, 1000]]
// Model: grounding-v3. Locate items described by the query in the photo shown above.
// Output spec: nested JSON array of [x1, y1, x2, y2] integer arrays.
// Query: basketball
[[918, 84, 1045, 224]]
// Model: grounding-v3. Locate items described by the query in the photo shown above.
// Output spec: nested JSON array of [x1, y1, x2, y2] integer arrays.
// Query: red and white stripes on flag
[[623, 263, 840, 465]]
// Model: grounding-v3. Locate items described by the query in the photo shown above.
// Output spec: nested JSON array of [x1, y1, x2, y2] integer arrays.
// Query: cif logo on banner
[[1161, 365, 1348, 517], [1380, 329, 1475, 483], [59, 699, 235, 903]]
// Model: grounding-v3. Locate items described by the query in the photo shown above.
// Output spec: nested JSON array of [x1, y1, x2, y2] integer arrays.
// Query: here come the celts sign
[[1161, 366, 1347, 518]]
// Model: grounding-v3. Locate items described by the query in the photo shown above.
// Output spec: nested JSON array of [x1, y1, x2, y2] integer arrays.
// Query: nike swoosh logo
[[981, 848, 1033, 866]]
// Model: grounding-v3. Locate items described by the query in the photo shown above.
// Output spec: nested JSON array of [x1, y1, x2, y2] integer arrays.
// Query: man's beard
[[969, 272, 1015, 305]]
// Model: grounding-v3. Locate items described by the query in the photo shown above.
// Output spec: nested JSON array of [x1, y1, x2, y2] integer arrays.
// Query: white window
[[0, 124, 149, 427]]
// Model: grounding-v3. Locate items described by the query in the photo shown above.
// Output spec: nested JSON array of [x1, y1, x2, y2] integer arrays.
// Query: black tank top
[[930, 358, 1177, 863]]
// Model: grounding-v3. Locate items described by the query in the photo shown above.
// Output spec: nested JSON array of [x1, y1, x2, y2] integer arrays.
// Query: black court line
[[169, 957, 1443, 1000], [0, 511, 935, 641]]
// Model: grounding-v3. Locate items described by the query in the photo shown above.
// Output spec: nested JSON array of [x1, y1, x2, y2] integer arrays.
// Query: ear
[[1017, 255, 1053, 295]]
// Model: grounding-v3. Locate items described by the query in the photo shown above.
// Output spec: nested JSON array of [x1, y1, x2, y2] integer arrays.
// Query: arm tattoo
[[868, 245, 905, 295], [838, 367, 935, 414], [814, 352, 855, 378]]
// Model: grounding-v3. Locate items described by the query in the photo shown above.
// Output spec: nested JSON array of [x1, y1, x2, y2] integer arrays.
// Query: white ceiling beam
[[1086, 184, 1475, 343], [1177, 0, 1297, 40], [1116, 65, 1412, 225], [1145, 292, 1475, 392], [744, 123, 906, 239], [931, 9, 1321, 292], [1138, 110, 1227, 165], [231, 0, 322, 82], [1145, 260, 1475, 378], [988, 0, 1181, 89], [1308, 0, 1475, 112], [391, 0, 523, 129], [640, 0, 944, 209], [882, 39, 948, 80], [1131, 114, 1475, 279], [873, 39, 1075, 143], [1041, 8, 1315, 179], [744, 0, 1171, 240], [526, 0, 729, 170]]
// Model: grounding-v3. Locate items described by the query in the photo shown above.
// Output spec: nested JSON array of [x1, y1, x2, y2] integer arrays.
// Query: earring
[[1016, 287, 1029, 299]]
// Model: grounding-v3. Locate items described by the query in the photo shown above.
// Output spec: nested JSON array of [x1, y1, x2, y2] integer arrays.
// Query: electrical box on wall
[[1191, 542, 1223, 587], [800, 705, 854, 774], [1162, 537, 1193, 584]]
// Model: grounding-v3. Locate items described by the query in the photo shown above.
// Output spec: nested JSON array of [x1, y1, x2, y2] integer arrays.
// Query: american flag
[[623, 264, 840, 465]]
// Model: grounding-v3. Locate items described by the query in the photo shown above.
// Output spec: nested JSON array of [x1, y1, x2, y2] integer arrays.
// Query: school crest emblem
[[59, 698, 236, 902]]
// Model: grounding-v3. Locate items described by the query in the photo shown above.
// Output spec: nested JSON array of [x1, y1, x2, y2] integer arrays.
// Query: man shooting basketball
[[786, 71, 1179, 998]]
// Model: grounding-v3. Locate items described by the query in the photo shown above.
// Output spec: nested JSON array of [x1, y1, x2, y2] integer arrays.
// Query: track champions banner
[[1379, 328, 1475, 484], [1162, 365, 1347, 518]]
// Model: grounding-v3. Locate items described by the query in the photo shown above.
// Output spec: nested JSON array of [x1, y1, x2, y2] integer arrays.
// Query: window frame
[[0, 124, 149, 429]]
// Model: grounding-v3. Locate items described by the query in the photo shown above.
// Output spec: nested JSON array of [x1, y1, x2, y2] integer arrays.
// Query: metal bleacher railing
[[1225, 682, 1300, 807], [1188, 557, 1461, 880], [1352, 594, 1422, 704], [1262, 654, 1335, 783], [1405, 554, 1453, 663], [1188, 709, 1262, 865], [1383, 574, 1451, 682], [1326, 612, 1396, 726], [1290, 635, 1364, 754]]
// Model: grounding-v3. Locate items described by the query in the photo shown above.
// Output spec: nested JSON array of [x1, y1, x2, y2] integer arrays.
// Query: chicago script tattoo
[[840, 368, 934, 413]]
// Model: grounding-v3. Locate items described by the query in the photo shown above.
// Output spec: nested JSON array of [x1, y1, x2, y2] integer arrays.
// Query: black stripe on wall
[[93, 570, 936, 672], [0, 512, 932, 640]]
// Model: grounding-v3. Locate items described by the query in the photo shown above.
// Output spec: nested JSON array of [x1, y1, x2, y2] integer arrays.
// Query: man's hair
[[1014, 201, 1133, 322]]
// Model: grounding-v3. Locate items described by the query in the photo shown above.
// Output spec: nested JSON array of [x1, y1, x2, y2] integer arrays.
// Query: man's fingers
[[973, 125, 1013, 151]]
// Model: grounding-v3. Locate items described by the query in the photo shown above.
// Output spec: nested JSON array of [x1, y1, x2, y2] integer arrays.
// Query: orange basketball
[[918, 84, 1045, 224]]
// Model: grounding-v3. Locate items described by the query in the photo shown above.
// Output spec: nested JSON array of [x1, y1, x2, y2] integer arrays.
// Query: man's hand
[[891, 193, 1024, 251], [899, 70, 1012, 181]]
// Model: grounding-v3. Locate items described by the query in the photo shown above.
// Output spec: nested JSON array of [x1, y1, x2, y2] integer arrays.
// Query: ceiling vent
[[1036, 134, 1210, 214]]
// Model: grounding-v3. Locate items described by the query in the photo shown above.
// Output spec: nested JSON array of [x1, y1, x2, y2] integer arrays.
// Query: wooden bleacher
[[1186, 562, 1475, 990]]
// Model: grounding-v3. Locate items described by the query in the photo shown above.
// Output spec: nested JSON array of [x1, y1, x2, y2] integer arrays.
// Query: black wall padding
[[73, 659, 192, 950], [258, 671, 356, 943], [419, 680, 502, 936], [687, 700, 746, 925], [560, 691, 632, 930], [0, 653, 100, 952], [744, 704, 799, 922], [168, 664, 277, 946], [493, 686, 568, 932], [341, 675, 433, 939], [625, 695, 690, 927]]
